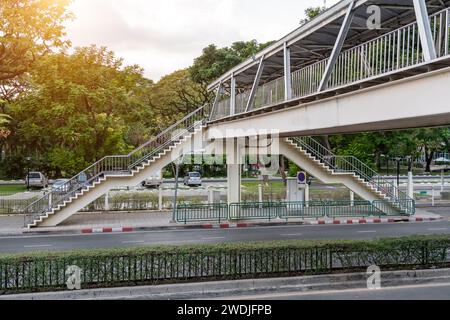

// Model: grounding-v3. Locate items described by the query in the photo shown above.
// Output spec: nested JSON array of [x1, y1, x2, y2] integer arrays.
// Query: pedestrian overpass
[[24, 0, 450, 228]]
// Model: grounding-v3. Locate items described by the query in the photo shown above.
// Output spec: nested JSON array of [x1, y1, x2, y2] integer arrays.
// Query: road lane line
[[23, 244, 53, 248], [428, 228, 448, 231], [201, 237, 226, 240], [281, 234, 303, 237], [357, 231, 377, 234], [121, 240, 145, 244]]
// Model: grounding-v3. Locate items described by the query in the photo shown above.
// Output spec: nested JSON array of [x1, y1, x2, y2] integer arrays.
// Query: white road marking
[[357, 231, 377, 234], [121, 240, 145, 244], [428, 228, 448, 231], [281, 233, 303, 237], [23, 244, 53, 248], [201, 237, 226, 240]]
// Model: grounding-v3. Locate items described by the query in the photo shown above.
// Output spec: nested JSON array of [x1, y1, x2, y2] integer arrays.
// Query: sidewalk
[[0, 208, 443, 236]]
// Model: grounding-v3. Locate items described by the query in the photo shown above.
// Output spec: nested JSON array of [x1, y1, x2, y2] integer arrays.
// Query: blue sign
[[297, 172, 307, 184]]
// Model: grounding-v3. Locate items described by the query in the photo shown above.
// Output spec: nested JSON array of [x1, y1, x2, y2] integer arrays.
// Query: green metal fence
[[278, 201, 327, 220], [373, 199, 416, 216], [323, 201, 381, 218], [229, 202, 279, 221], [176, 203, 229, 224], [177, 199, 414, 224]]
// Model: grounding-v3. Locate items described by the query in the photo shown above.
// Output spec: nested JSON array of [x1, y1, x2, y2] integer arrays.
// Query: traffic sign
[[297, 172, 307, 184]]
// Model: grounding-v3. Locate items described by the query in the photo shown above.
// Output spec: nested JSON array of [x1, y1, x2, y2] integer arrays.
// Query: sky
[[65, 0, 340, 81]]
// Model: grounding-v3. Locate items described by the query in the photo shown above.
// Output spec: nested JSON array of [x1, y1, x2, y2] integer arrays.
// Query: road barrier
[[0, 236, 448, 293]]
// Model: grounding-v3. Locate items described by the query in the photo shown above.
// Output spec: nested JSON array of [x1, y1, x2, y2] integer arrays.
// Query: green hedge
[[1, 236, 449, 294]]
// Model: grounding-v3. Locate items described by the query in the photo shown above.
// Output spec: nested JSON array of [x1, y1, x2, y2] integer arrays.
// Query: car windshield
[[28, 173, 41, 179], [189, 173, 200, 178]]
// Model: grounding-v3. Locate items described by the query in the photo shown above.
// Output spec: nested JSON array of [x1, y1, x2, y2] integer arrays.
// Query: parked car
[[51, 179, 70, 193], [183, 172, 202, 187], [142, 172, 163, 189], [26, 172, 48, 189]]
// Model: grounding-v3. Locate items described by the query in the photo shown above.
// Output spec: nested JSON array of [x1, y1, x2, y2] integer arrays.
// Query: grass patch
[[0, 185, 27, 195]]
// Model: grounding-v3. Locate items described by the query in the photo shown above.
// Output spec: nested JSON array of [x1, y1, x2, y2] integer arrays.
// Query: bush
[[0, 236, 449, 294]]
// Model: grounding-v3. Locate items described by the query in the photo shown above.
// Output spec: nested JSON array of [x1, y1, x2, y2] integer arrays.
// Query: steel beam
[[209, 82, 223, 122], [413, 0, 437, 61], [245, 58, 265, 112], [284, 43, 292, 100], [230, 75, 236, 116], [318, 0, 356, 92]]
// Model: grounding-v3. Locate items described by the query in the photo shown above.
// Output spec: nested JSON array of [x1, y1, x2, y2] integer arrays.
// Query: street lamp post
[[26, 156, 31, 191]]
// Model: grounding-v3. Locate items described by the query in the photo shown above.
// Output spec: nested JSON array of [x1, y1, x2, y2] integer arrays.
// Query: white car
[[26, 172, 48, 189], [142, 172, 163, 189], [184, 172, 202, 187]]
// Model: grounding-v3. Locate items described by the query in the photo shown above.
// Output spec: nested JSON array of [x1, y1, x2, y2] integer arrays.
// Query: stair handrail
[[290, 137, 414, 208], [24, 103, 210, 226]]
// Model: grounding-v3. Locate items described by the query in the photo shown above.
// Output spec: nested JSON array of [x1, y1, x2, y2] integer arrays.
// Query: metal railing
[[290, 136, 415, 215], [176, 200, 399, 224], [210, 7, 450, 121], [23, 104, 211, 227], [176, 203, 229, 224]]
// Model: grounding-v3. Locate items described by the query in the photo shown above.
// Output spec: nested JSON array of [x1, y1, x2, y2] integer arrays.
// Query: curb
[[19, 216, 443, 236]]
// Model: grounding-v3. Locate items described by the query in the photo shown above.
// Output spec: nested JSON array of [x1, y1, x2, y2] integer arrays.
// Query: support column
[[227, 138, 241, 205], [230, 75, 236, 116], [413, 0, 437, 61], [283, 43, 292, 100]]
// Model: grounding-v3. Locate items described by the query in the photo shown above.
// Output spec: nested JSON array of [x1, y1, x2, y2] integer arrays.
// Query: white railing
[[210, 7, 450, 121]]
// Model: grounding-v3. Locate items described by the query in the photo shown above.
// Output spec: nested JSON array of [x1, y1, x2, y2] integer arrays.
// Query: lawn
[[0, 184, 27, 195]]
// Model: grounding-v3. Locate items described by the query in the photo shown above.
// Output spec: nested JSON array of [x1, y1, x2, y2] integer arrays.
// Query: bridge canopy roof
[[208, 0, 450, 91]]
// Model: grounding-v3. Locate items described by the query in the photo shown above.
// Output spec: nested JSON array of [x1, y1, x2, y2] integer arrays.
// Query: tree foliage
[[7, 46, 153, 175], [0, 0, 73, 82], [190, 40, 274, 85]]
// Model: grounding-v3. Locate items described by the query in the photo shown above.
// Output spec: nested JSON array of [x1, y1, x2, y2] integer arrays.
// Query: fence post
[[258, 184, 263, 205], [305, 184, 310, 207], [158, 186, 163, 211], [104, 192, 110, 211]]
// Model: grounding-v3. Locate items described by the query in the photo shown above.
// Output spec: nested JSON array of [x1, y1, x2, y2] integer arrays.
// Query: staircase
[[24, 105, 210, 228], [281, 137, 415, 216]]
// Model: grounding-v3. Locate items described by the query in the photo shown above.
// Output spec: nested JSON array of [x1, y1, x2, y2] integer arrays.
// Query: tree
[[0, 112, 10, 139], [149, 69, 209, 132], [0, 0, 72, 82], [190, 40, 274, 86], [8, 46, 153, 176], [300, 6, 327, 25], [415, 128, 450, 172]]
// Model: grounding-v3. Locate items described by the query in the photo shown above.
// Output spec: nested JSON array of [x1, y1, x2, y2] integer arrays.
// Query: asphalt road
[[223, 283, 450, 300], [1, 220, 450, 254]]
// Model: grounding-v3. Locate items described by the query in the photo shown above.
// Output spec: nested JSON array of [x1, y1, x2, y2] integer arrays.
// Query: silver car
[[52, 179, 70, 193], [183, 172, 202, 187], [26, 172, 49, 189]]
